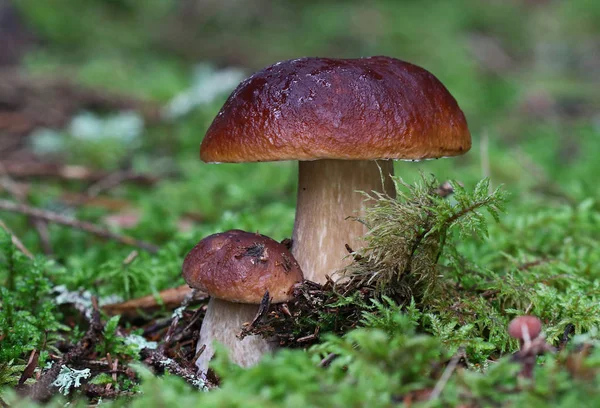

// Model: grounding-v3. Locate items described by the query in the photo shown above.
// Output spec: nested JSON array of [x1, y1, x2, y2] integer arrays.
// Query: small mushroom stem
[[194, 297, 276, 374], [292, 159, 395, 284]]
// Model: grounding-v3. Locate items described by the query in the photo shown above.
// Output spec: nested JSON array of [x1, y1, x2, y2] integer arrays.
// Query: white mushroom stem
[[292, 159, 395, 284], [194, 297, 276, 374]]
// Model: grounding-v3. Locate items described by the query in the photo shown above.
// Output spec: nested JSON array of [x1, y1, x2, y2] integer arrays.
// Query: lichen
[[124, 334, 157, 351], [52, 365, 91, 395]]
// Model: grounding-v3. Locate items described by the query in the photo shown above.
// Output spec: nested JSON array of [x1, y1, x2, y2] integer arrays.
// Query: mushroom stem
[[292, 159, 395, 284], [194, 297, 276, 374]]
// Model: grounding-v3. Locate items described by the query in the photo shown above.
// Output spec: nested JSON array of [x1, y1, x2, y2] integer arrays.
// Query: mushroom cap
[[200, 56, 471, 163], [508, 316, 542, 340], [182, 229, 303, 304]]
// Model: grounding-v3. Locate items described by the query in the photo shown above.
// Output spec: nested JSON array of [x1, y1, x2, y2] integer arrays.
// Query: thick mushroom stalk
[[292, 159, 395, 283], [195, 298, 274, 373]]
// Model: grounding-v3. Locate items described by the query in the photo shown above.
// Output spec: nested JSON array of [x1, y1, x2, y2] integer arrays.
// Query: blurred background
[[0, 0, 598, 299]]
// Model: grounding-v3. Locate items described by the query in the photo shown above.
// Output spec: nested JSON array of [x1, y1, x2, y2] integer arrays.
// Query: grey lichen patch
[[52, 365, 91, 395]]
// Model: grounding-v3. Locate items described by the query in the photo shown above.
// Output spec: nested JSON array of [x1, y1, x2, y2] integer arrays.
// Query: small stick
[[429, 349, 464, 401], [160, 288, 201, 352], [142, 348, 211, 389], [279, 303, 292, 317], [0, 199, 159, 253], [123, 250, 139, 265], [0, 218, 34, 259], [250, 291, 271, 328], [0, 161, 53, 254], [18, 349, 40, 385], [238, 291, 271, 340], [296, 334, 317, 343], [318, 353, 337, 368], [87, 171, 137, 197], [103, 285, 205, 317], [0, 161, 159, 185], [192, 344, 206, 363], [105, 353, 114, 391]]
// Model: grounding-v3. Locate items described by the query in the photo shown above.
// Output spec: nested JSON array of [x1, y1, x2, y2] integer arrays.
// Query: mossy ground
[[1, 0, 600, 406]]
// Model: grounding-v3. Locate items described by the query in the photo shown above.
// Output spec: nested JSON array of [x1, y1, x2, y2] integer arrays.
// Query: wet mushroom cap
[[508, 316, 542, 340], [200, 56, 471, 163], [182, 229, 303, 304]]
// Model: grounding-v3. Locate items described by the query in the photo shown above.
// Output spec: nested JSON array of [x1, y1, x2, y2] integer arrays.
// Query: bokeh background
[[1, 0, 598, 298]]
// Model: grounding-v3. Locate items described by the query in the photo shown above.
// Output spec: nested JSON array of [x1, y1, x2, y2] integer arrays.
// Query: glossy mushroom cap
[[200, 56, 471, 163], [508, 316, 542, 341], [182, 230, 303, 304]]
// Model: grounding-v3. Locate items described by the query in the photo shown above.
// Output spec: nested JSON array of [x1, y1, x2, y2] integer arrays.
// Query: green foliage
[[0, 232, 64, 363], [424, 196, 600, 354], [344, 175, 507, 299], [96, 316, 138, 359], [118, 317, 443, 407], [104, 325, 600, 408], [0, 361, 27, 390], [360, 296, 420, 336]]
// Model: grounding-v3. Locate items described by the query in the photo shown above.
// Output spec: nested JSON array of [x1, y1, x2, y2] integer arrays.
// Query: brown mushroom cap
[[201, 56, 471, 163], [508, 316, 542, 340], [182, 229, 303, 304]]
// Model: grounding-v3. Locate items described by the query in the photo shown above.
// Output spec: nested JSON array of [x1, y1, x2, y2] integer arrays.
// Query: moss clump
[[344, 175, 507, 301]]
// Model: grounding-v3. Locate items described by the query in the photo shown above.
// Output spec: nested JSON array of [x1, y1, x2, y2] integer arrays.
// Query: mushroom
[[182, 229, 303, 374], [508, 315, 543, 346], [508, 315, 547, 378], [200, 56, 471, 284]]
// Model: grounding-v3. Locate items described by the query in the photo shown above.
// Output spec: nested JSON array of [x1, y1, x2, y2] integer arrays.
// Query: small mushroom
[[508, 315, 542, 346], [508, 315, 550, 378], [182, 229, 303, 374], [200, 56, 471, 284]]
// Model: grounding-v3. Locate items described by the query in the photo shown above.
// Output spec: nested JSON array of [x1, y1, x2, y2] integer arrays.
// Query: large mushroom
[[200, 56, 471, 284], [182, 229, 303, 374]]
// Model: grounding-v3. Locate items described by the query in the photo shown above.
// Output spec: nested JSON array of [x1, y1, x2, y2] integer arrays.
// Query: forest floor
[[0, 0, 599, 406]]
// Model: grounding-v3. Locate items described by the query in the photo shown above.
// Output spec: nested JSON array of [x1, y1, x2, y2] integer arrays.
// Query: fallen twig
[[141, 348, 212, 390], [159, 288, 201, 352], [59, 192, 131, 211], [243, 291, 271, 334], [429, 348, 465, 401], [0, 218, 33, 259], [103, 285, 206, 317], [318, 353, 337, 368], [138, 289, 213, 388], [0, 160, 159, 185], [87, 170, 149, 197], [0, 161, 53, 254], [0, 199, 159, 253], [18, 349, 40, 386]]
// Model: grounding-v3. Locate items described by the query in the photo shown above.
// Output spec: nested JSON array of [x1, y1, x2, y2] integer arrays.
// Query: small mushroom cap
[[201, 56, 471, 163], [182, 230, 303, 304], [508, 316, 542, 340]]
